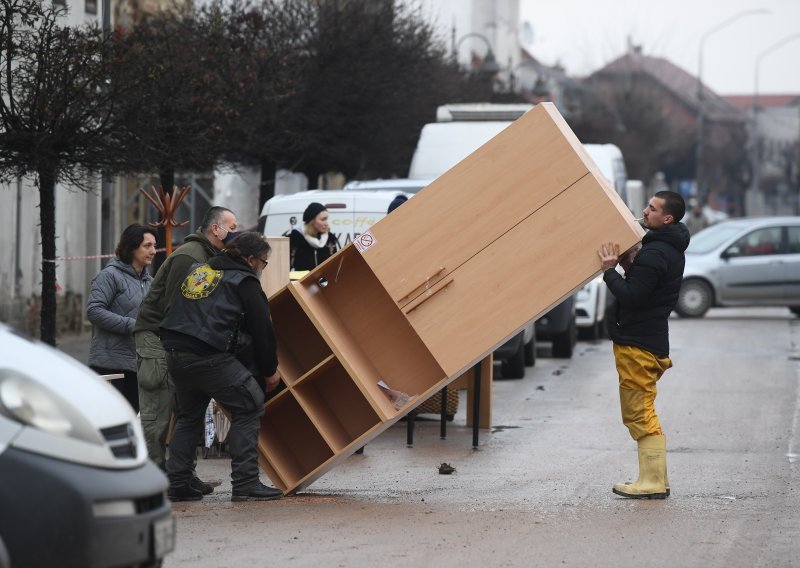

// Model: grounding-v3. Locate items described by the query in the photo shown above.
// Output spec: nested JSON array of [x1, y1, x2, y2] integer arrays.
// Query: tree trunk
[[38, 168, 57, 346], [259, 159, 277, 210], [304, 168, 321, 190], [152, 168, 175, 273]]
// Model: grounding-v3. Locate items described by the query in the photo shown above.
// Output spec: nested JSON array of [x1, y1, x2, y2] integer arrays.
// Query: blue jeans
[[165, 351, 265, 490]]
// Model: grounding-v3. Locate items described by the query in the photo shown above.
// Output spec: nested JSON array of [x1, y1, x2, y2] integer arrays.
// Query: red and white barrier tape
[[43, 248, 168, 263]]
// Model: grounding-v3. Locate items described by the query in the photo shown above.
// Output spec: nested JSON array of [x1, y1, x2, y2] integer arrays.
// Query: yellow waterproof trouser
[[613, 343, 672, 441]]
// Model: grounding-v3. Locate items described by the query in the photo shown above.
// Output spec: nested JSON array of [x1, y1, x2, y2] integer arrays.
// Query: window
[[730, 227, 782, 256], [787, 226, 800, 254], [85, 0, 97, 14]]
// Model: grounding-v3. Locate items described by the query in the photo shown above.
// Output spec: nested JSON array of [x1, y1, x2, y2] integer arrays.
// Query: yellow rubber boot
[[613, 434, 667, 499], [622, 439, 670, 497]]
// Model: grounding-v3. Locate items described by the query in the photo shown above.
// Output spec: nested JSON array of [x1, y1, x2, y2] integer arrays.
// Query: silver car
[[676, 216, 800, 317]]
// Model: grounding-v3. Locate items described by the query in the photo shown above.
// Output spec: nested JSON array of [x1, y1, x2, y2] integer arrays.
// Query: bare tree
[[109, 6, 228, 191], [578, 72, 696, 183], [0, 0, 119, 345], [222, 0, 481, 204]]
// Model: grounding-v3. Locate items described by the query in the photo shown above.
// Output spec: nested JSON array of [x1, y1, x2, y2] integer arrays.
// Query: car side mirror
[[722, 245, 741, 259]]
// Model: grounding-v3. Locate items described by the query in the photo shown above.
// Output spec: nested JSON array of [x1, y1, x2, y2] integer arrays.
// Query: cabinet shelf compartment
[[294, 246, 446, 418], [293, 358, 381, 452], [258, 392, 334, 488], [269, 287, 332, 384]]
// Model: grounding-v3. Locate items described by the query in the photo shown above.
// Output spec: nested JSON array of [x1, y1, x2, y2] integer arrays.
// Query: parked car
[[535, 296, 578, 358], [676, 217, 800, 318], [0, 324, 174, 568], [576, 274, 607, 340], [492, 321, 536, 379]]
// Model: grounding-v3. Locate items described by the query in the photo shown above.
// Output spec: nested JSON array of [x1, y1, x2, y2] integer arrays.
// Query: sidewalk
[[56, 331, 92, 366]]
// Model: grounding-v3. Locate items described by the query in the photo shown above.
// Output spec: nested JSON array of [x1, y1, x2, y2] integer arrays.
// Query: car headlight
[[0, 370, 104, 445]]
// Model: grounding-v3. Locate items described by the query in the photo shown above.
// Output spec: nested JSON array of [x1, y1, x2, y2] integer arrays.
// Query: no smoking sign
[[354, 230, 377, 253]]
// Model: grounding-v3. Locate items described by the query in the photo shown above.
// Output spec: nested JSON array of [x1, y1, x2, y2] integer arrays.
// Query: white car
[[576, 274, 608, 340], [0, 324, 174, 568]]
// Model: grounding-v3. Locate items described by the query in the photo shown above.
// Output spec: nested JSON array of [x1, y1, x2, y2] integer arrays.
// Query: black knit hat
[[303, 202, 327, 224], [387, 194, 408, 214]]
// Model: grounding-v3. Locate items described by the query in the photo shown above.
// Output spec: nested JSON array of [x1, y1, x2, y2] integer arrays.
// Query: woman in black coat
[[289, 202, 338, 270]]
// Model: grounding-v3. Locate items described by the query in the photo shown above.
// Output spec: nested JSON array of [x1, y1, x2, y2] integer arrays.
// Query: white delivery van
[[259, 189, 413, 249], [343, 178, 432, 194]]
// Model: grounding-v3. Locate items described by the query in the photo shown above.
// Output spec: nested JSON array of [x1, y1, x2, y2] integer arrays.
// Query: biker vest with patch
[[160, 263, 254, 353]]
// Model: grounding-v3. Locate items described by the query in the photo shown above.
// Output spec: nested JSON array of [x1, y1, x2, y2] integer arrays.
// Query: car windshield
[[686, 224, 744, 254]]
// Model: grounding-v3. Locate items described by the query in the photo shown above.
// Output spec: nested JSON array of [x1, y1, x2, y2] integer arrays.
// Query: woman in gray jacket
[[88, 224, 157, 411]]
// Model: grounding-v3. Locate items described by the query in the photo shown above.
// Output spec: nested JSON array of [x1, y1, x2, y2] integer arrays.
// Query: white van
[[0, 324, 174, 567], [259, 189, 412, 249], [343, 178, 431, 194]]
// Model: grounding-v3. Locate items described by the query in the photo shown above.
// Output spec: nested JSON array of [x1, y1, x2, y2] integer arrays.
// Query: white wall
[[213, 165, 261, 229], [0, 175, 101, 328]]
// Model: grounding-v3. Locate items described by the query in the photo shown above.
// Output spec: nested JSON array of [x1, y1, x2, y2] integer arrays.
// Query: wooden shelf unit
[[260, 245, 448, 490], [257, 103, 646, 494], [293, 358, 381, 452], [258, 392, 334, 490]]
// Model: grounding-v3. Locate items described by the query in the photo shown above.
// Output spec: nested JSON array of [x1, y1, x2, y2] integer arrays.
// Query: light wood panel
[[403, 173, 644, 377], [261, 236, 289, 298], [360, 104, 591, 306], [294, 248, 447, 416], [269, 291, 332, 383]]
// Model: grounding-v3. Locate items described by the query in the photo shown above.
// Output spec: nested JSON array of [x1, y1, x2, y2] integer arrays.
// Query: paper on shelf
[[377, 380, 417, 410]]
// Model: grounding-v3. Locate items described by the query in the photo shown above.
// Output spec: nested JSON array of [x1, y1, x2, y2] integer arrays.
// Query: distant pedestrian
[[87, 224, 156, 412], [161, 232, 282, 502], [134, 206, 238, 495], [289, 202, 338, 270], [597, 191, 689, 499], [684, 198, 708, 235]]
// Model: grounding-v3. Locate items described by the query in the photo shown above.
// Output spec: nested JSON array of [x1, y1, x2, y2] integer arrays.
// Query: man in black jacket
[[598, 191, 689, 499], [160, 232, 282, 502]]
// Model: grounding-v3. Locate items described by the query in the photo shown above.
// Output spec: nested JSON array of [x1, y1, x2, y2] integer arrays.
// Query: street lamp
[[510, 60, 544, 94], [695, 9, 769, 197], [454, 32, 500, 76], [750, 33, 800, 198]]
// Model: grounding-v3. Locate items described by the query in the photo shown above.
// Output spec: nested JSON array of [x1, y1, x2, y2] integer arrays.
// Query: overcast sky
[[519, 0, 800, 95]]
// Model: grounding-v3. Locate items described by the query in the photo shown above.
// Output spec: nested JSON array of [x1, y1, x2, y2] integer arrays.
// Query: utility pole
[[750, 33, 800, 209]]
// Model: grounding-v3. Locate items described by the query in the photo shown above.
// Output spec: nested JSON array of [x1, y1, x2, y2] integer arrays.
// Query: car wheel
[[524, 335, 536, 367], [552, 318, 576, 358], [578, 316, 604, 340], [501, 339, 526, 379], [676, 280, 712, 318]]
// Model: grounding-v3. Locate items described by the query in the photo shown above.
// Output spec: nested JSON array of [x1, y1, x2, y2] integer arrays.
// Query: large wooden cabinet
[[259, 103, 645, 493]]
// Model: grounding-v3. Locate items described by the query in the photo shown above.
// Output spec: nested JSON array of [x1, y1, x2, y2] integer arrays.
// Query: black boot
[[167, 484, 203, 502], [231, 481, 283, 502], [190, 476, 214, 495]]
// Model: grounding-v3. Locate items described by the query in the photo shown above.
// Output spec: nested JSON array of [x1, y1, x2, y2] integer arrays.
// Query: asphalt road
[[60, 308, 800, 567]]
